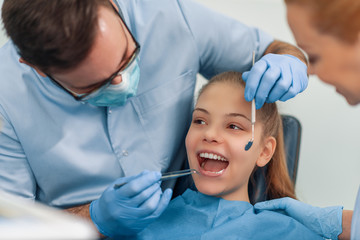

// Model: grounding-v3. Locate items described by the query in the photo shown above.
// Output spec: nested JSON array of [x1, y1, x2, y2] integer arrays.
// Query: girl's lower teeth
[[200, 162, 225, 174], [210, 169, 225, 174]]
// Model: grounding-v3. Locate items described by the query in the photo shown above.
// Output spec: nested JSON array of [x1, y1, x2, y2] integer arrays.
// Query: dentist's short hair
[[1, 0, 114, 74]]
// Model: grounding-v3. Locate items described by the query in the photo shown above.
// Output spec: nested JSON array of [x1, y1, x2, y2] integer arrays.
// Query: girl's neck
[[217, 188, 250, 202]]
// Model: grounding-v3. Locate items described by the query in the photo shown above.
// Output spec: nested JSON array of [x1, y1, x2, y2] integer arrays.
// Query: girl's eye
[[228, 124, 243, 130], [193, 119, 206, 125]]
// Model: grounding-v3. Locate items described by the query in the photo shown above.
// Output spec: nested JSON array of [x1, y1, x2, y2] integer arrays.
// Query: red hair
[[285, 0, 360, 44]]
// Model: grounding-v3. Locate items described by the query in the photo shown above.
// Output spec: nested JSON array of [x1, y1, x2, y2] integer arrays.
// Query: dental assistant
[[254, 0, 360, 240], [0, 0, 307, 238]]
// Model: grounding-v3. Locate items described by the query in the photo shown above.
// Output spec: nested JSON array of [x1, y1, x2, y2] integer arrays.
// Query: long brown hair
[[198, 72, 296, 202], [285, 0, 360, 44]]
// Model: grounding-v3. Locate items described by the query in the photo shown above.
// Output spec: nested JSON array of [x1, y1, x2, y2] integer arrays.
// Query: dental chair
[[172, 114, 302, 203]]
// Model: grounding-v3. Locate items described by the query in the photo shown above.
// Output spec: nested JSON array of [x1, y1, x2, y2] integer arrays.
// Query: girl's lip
[[196, 150, 229, 177], [198, 166, 227, 177]]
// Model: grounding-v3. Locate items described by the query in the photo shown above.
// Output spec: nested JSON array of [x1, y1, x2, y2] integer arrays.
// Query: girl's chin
[[194, 182, 225, 197]]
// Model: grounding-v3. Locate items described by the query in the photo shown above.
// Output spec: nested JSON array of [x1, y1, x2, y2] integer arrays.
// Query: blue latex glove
[[242, 54, 308, 109], [90, 170, 172, 238], [254, 197, 343, 240]]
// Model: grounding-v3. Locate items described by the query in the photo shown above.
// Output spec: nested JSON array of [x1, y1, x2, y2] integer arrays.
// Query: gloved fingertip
[[146, 171, 162, 183], [245, 94, 252, 102], [255, 101, 264, 110], [244, 88, 254, 102], [242, 71, 249, 81], [154, 171, 162, 179], [164, 188, 173, 200]]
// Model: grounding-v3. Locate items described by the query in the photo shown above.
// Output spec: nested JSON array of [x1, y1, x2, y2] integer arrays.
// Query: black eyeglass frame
[[48, 3, 141, 101]]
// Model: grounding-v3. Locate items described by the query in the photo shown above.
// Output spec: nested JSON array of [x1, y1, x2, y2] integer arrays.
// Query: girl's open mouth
[[197, 152, 229, 176]]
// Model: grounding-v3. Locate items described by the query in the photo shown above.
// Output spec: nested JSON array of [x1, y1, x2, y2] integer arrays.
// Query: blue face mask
[[82, 59, 140, 107]]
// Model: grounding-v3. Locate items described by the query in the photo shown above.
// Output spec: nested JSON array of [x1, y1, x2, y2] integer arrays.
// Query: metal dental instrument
[[245, 51, 256, 151], [113, 169, 199, 189]]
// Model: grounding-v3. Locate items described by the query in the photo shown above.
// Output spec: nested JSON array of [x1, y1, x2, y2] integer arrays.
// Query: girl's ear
[[256, 136, 276, 167]]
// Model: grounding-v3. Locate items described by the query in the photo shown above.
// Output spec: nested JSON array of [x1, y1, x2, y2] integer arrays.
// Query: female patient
[[134, 72, 322, 239]]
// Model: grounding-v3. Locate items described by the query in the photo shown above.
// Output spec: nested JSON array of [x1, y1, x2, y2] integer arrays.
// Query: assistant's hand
[[242, 54, 308, 109], [90, 170, 172, 238], [254, 197, 343, 240]]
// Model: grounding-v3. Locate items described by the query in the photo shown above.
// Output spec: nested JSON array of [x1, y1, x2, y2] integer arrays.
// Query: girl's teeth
[[199, 152, 227, 161], [199, 153, 228, 174], [213, 169, 225, 174]]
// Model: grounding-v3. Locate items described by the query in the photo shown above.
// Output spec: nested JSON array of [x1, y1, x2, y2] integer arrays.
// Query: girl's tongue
[[201, 158, 229, 172], [199, 153, 229, 174]]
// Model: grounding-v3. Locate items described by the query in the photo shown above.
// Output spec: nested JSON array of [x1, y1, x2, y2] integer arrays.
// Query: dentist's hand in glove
[[90, 170, 172, 238], [242, 53, 308, 109], [254, 197, 343, 240]]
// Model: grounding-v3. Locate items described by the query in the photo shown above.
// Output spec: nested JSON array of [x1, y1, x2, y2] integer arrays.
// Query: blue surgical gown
[[135, 189, 324, 240], [0, 0, 273, 207], [351, 186, 360, 239]]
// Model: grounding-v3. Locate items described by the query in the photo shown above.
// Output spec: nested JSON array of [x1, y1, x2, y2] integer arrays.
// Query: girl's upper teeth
[[199, 152, 227, 161]]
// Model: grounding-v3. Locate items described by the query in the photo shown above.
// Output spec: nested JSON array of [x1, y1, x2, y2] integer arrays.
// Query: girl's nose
[[203, 127, 222, 143]]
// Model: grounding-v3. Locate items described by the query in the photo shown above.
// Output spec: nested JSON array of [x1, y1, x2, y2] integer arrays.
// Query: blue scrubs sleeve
[[178, 0, 274, 79], [0, 108, 36, 200]]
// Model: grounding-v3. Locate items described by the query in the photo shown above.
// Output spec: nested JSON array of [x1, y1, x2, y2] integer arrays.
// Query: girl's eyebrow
[[226, 113, 250, 122], [193, 108, 209, 114], [193, 108, 250, 122]]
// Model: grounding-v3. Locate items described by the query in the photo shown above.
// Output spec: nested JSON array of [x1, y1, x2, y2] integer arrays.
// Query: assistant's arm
[[254, 197, 345, 240], [339, 210, 352, 240]]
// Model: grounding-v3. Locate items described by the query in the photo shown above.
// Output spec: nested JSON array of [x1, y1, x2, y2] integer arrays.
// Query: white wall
[[195, 0, 360, 210], [0, 0, 359, 210]]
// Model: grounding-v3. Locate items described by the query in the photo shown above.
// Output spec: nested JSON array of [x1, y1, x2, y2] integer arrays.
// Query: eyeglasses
[[48, 4, 140, 101]]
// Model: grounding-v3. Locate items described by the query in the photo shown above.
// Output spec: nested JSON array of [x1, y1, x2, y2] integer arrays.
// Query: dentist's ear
[[19, 58, 47, 77], [256, 136, 276, 167]]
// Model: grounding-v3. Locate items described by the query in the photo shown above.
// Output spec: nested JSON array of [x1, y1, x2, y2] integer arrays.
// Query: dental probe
[[245, 51, 256, 151], [113, 169, 199, 189]]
